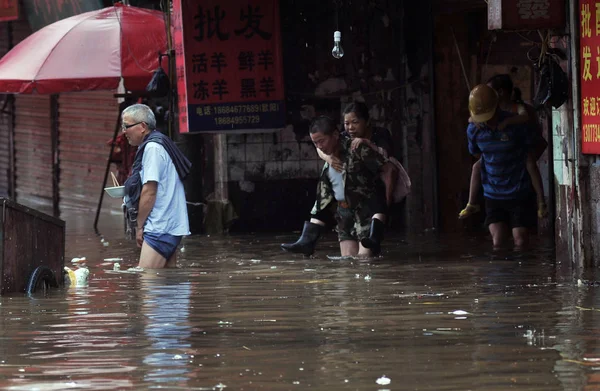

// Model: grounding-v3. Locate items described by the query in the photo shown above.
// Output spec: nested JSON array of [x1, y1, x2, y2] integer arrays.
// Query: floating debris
[[70, 257, 86, 263], [103, 257, 122, 262], [106, 267, 144, 274], [576, 306, 600, 312], [422, 328, 462, 336], [113, 263, 120, 271], [64, 267, 89, 287], [173, 355, 183, 360], [376, 375, 391, 385], [393, 292, 446, 298], [449, 310, 469, 315]]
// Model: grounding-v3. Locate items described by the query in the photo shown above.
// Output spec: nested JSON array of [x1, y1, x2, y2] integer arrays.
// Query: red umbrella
[[0, 3, 168, 94]]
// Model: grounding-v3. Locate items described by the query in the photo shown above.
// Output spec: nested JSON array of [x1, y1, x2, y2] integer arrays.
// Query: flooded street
[[0, 209, 598, 390]]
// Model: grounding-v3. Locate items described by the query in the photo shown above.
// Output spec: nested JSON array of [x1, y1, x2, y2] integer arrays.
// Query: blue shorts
[[143, 232, 182, 259]]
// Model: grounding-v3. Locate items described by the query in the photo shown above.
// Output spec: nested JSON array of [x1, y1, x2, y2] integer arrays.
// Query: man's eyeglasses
[[122, 121, 144, 130]]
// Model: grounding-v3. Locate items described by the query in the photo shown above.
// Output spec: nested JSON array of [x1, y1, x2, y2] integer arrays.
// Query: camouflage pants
[[334, 186, 388, 242], [335, 204, 373, 242]]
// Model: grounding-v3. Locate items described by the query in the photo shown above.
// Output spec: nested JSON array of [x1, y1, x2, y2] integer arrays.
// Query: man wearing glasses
[[122, 104, 191, 268]]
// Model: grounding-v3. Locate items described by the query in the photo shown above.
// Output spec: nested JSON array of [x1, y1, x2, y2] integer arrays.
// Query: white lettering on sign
[[517, 0, 550, 20]]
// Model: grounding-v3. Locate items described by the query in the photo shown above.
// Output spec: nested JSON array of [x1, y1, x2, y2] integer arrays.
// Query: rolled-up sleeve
[[467, 124, 480, 156]]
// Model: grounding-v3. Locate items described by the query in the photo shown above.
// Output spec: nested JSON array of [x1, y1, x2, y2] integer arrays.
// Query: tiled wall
[[226, 125, 324, 182]]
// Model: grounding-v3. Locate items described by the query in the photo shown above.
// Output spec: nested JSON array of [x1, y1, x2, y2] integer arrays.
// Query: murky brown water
[[0, 209, 598, 390]]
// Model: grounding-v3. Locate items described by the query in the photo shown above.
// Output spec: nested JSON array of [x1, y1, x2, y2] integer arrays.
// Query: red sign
[[488, 0, 566, 30], [0, 0, 18, 22], [172, 0, 189, 134], [173, 0, 285, 133], [581, 0, 600, 154]]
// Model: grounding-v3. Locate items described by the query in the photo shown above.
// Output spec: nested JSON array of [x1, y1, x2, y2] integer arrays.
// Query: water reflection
[[140, 272, 192, 387], [0, 211, 599, 389]]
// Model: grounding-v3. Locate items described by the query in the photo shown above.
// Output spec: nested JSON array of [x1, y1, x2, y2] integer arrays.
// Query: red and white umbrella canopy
[[0, 3, 168, 94]]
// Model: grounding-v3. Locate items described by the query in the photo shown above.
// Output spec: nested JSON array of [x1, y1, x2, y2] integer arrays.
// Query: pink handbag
[[387, 157, 411, 203]]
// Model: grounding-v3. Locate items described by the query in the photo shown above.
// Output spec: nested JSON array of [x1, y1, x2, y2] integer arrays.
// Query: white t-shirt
[[327, 165, 345, 202], [140, 142, 190, 236]]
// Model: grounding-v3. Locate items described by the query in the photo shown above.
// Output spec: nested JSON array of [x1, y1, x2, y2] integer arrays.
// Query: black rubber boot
[[281, 221, 322, 256], [360, 218, 385, 255]]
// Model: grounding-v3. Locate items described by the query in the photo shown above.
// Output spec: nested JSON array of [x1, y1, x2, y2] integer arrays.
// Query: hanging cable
[[451, 27, 471, 92], [483, 32, 496, 72], [335, 0, 339, 31]]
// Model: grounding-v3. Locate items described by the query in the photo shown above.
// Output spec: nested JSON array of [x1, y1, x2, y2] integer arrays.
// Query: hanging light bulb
[[331, 31, 344, 59]]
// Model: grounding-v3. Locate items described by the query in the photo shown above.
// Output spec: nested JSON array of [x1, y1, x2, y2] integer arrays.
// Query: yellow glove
[[64, 267, 76, 287], [458, 203, 480, 219]]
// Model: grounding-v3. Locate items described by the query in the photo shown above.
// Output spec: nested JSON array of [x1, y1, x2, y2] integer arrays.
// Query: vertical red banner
[[581, 0, 600, 154], [172, 0, 189, 134], [173, 0, 285, 133]]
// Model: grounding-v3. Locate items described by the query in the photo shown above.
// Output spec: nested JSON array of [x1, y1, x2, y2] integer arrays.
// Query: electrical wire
[[516, 32, 542, 45], [451, 26, 471, 91], [483, 32, 496, 71], [535, 29, 555, 67], [334, 0, 341, 31]]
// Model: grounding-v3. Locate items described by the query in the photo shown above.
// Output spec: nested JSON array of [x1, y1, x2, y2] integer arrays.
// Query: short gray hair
[[122, 104, 156, 130], [309, 116, 337, 136]]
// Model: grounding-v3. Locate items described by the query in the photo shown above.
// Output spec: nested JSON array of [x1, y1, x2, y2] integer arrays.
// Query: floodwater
[[0, 209, 599, 390]]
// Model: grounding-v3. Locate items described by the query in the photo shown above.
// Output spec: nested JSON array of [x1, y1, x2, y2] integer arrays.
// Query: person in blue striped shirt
[[466, 84, 538, 250], [459, 74, 547, 220]]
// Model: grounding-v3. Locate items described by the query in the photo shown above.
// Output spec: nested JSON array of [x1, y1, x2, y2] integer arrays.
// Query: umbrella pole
[[93, 114, 121, 232]]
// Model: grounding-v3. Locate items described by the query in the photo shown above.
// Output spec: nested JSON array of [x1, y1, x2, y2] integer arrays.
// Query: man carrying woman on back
[[281, 102, 410, 257]]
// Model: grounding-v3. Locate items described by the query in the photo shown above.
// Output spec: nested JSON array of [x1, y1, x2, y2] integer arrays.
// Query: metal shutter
[[58, 91, 120, 210], [0, 23, 11, 197], [12, 20, 53, 208], [13, 94, 52, 207]]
